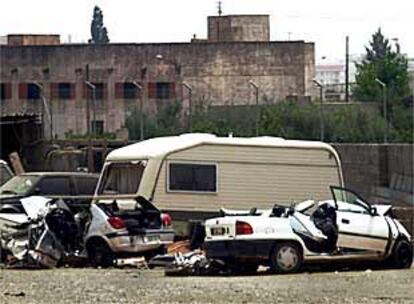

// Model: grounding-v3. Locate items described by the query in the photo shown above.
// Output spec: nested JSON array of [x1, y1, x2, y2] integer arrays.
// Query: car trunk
[[98, 197, 162, 234]]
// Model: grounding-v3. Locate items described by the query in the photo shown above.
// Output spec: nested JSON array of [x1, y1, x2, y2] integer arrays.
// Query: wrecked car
[[204, 186, 413, 274], [0, 160, 14, 186], [0, 172, 99, 213], [0, 196, 175, 268], [87, 197, 174, 267], [0, 196, 84, 268]]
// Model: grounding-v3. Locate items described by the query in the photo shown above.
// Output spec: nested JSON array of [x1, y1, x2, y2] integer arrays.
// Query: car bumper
[[106, 230, 175, 253], [204, 240, 274, 260]]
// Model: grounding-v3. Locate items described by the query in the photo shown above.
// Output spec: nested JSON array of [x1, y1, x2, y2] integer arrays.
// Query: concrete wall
[[0, 41, 314, 138], [333, 144, 414, 204], [7, 35, 60, 46], [208, 15, 270, 42]]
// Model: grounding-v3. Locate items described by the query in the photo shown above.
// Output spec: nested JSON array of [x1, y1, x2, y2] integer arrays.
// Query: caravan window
[[98, 161, 146, 195], [168, 163, 217, 193]]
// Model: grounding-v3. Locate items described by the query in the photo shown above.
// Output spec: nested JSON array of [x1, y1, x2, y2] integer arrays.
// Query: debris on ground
[[149, 249, 228, 276], [116, 257, 148, 269], [166, 240, 191, 254]]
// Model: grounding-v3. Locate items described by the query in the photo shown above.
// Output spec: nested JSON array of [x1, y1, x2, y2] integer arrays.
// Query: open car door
[[331, 186, 390, 253]]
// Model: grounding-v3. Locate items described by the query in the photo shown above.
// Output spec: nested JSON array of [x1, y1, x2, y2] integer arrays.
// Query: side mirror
[[370, 207, 378, 216]]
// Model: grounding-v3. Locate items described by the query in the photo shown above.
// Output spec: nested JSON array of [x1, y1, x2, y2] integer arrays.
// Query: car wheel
[[391, 239, 413, 269], [87, 240, 114, 268], [271, 242, 302, 274]]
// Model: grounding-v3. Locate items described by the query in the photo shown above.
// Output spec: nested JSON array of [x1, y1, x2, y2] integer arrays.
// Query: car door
[[332, 187, 389, 253]]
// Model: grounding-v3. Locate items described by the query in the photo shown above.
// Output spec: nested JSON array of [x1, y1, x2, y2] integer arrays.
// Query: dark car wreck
[[0, 196, 174, 268]]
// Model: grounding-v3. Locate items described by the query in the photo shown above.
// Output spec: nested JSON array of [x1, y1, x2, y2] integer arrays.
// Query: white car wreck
[[204, 186, 413, 274], [0, 196, 175, 268]]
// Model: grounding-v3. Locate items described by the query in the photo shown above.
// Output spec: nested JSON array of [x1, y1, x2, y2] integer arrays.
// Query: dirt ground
[[0, 267, 413, 304]]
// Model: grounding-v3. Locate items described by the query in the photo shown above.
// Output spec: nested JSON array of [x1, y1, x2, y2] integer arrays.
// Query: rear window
[[168, 163, 217, 192], [75, 177, 98, 195], [98, 161, 146, 195]]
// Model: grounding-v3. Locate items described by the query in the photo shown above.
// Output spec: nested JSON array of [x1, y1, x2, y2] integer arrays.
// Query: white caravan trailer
[[95, 134, 344, 220]]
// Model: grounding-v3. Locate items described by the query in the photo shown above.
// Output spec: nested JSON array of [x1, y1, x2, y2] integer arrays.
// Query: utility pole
[[313, 79, 325, 141], [34, 82, 53, 141], [345, 36, 350, 102], [85, 64, 94, 172], [131, 81, 144, 140], [182, 82, 193, 133], [375, 78, 388, 143], [249, 80, 259, 137], [84, 81, 97, 138], [85, 65, 91, 135]]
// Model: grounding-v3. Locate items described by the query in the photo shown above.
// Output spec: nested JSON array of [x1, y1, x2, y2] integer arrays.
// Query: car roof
[[19, 172, 99, 178]]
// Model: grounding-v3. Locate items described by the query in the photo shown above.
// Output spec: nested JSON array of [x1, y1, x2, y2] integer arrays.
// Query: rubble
[[116, 257, 148, 269], [149, 247, 229, 276]]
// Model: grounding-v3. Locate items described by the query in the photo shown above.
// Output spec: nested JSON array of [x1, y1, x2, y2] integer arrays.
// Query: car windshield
[[97, 161, 147, 195], [0, 175, 40, 195], [0, 164, 13, 185]]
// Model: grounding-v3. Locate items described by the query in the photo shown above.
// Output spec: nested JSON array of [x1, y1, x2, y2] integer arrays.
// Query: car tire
[[391, 239, 413, 269], [87, 240, 114, 268], [271, 242, 302, 274]]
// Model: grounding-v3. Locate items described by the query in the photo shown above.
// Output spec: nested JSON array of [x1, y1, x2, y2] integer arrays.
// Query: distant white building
[[408, 58, 414, 93], [315, 56, 360, 101], [0, 36, 7, 45]]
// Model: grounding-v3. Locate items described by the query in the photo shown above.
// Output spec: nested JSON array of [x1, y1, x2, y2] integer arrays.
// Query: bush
[[126, 100, 413, 143]]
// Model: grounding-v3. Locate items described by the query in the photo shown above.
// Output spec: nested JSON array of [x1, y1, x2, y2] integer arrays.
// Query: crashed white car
[[0, 196, 175, 268], [204, 186, 413, 274]]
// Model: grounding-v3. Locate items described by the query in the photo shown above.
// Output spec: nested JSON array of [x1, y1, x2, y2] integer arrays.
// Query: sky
[[1, 0, 413, 63]]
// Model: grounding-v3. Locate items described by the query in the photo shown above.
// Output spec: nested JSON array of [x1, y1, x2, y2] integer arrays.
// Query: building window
[[91, 120, 104, 135], [157, 82, 171, 99], [58, 83, 73, 99], [168, 163, 217, 193], [115, 82, 139, 99], [51, 83, 75, 100], [0, 83, 12, 100], [124, 82, 138, 99], [84, 82, 106, 100], [20, 83, 41, 100], [148, 82, 176, 99]]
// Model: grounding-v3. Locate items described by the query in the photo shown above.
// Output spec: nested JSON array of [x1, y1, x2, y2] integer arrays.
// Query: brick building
[[0, 14, 315, 157]]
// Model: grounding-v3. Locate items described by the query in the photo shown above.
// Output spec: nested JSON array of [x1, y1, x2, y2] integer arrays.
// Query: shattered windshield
[[0, 175, 40, 195], [98, 161, 147, 195]]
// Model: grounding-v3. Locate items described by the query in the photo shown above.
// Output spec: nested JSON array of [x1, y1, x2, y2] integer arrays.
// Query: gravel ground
[[0, 267, 413, 304]]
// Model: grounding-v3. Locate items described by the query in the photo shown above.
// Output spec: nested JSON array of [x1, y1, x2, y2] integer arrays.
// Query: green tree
[[90, 6, 109, 44], [126, 102, 184, 140], [353, 28, 410, 103]]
